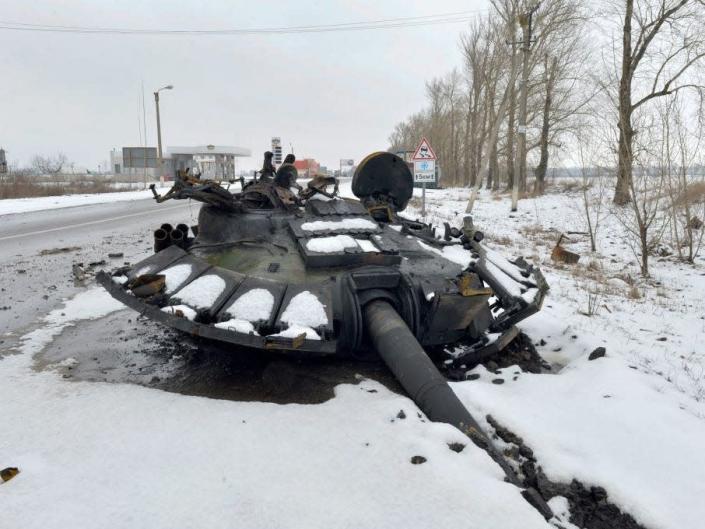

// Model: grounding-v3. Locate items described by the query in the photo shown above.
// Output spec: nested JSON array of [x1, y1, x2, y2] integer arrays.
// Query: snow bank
[[172, 274, 226, 309], [225, 288, 274, 322], [0, 185, 171, 217]]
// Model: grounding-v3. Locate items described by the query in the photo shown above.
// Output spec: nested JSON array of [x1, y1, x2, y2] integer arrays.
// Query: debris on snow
[[161, 305, 197, 321], [588, 347, 606, 361]]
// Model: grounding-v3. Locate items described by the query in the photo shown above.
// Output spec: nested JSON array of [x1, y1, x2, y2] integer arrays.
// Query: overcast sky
[[0, 0, 490, 171]]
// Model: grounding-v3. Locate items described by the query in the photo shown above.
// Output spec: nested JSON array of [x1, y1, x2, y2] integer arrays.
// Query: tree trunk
[[489, 143, 499, 190], [464, 96, 474, 187], [506, 50, 518, 191], [615, 0, 634, 205], [506, 104, 516, 190], [534, 55, 556, 195], [639, 224, 649, 276]]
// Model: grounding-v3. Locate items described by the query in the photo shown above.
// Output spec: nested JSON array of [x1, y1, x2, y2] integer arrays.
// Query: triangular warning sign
[[412, 137, 437, 161]]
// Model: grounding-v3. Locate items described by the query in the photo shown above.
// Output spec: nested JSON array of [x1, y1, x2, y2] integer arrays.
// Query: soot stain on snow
[[483, 333, 552, 374], [34, 310, 402, 405], [441, 333, 552, 381], [487, 415, 646, 529]]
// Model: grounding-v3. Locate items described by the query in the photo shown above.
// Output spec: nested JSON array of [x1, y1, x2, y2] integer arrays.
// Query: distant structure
[[271, 137, 282, 165], [112, 147, 159, 180], [167, 145, 251, 180], [293, 158, 320, 178], [0, 148, 7, 174], [111, 144, 251, 180]]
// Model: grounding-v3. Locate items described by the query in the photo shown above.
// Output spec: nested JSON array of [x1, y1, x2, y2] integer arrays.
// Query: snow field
[[1, 288, 548, 529], [402, 183, 705, 529]]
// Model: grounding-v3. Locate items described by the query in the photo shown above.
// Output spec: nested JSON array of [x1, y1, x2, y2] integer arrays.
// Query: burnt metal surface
[[103, 152, 548, 357]]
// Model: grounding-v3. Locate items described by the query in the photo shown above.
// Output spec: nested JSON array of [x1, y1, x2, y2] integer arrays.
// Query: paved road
[[0, 197, 198, 336]]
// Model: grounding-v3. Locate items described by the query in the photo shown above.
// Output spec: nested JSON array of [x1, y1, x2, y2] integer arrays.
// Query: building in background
[[271, 137, 282, 165], [166, 145, 251, 180], [111, 145, 251, 180], [112, 147, 159, 180], [293, 158, 320, 178], [0, 148, 7, 174]]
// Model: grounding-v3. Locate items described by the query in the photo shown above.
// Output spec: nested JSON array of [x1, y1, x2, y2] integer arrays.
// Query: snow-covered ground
[[0, 184, 172, 216], [402, 184, 705, 529], [2, 182, 704, 529]]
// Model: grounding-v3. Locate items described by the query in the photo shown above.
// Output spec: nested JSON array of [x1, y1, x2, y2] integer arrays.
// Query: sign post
[[271, 137, 282, 166], [411, 137, 437, 217]]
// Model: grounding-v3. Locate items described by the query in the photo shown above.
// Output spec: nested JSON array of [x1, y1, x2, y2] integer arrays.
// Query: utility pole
[[512, 3, 540, 212], [142, 81, 147, 188], [154, 84, 173, 180]]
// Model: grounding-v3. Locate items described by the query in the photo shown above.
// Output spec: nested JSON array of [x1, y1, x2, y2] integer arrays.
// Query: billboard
[[271, 137, 282, 165], [340, 159, 354, 166], [122, 147, 157, 169]]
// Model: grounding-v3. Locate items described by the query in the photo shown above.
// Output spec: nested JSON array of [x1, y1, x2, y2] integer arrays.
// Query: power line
[[0, 10, 486, 36]]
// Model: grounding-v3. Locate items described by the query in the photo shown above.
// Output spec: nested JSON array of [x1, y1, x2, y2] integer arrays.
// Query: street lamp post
[[154, 84, 173, 179]]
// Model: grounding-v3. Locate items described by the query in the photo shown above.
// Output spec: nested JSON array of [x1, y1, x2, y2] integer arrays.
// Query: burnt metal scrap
[[99, 150, 550, 517]]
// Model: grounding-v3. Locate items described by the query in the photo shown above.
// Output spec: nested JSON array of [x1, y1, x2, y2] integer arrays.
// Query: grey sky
[[0, 0, 490, 171]]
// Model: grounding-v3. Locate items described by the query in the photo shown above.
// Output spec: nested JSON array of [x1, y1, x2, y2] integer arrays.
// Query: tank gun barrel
[[363, 299, 551, 518]]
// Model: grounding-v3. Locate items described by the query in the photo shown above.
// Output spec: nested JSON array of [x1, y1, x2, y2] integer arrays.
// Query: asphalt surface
[[0, 197, 197, 336], [0, 194, 398, 403]]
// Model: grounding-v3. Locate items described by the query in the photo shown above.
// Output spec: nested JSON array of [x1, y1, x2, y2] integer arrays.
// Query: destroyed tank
[[97, 151, 551, 516]]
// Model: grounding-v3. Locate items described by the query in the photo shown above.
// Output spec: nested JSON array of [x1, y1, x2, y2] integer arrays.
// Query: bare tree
[[31, 153, 68, 176], [662, 95, 705, 261], [609, 0, 705, 204], [613, 106, 670, 276], [577, 136, 609, 252]]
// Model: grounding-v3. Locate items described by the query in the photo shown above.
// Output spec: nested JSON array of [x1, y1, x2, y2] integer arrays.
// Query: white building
[[167, 145, 251, 180]]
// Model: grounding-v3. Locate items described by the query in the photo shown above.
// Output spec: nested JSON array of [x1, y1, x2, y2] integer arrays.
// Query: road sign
[[414, 171, 436, 183], [271, 137, 282, 165], [414, 160, 435, 173], [414, 160, 435, 183], [412, 137, 437, 161]]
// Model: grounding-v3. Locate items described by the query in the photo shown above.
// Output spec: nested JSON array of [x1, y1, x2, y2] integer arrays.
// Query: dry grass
[[673, 181, 705, 208], [0, 179, 131, 199], [628, 284, 642, 299], [491, 234, 513, 246], [552, 179, 590, 194]]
